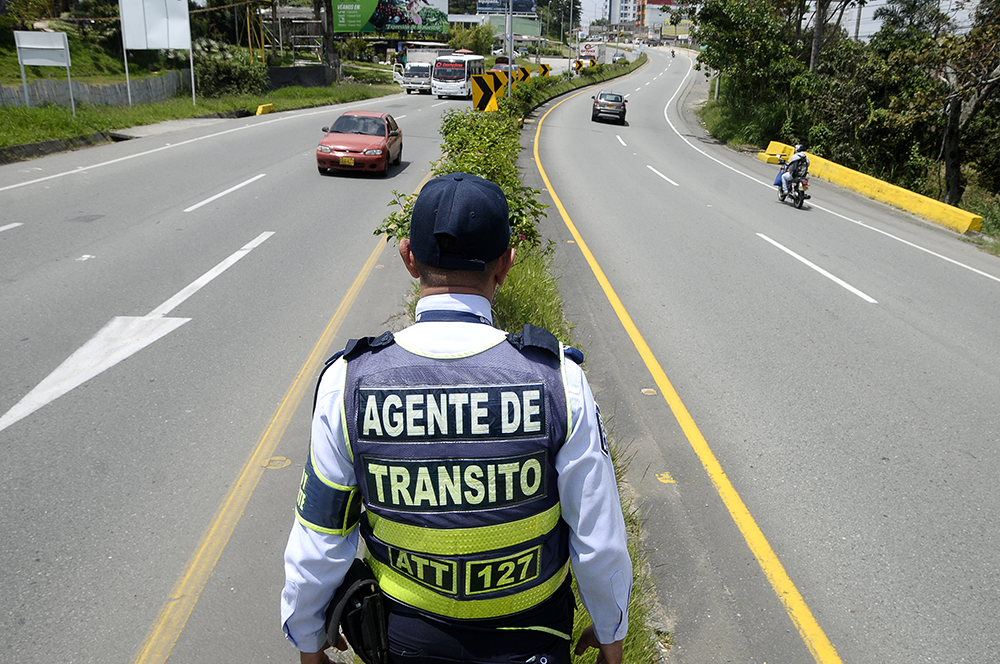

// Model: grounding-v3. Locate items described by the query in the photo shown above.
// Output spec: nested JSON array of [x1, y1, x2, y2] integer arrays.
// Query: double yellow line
[[531, 90, 843, 664]]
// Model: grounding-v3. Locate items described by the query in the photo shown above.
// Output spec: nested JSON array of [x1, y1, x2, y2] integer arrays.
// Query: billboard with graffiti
[[334, 0, 449, 33]]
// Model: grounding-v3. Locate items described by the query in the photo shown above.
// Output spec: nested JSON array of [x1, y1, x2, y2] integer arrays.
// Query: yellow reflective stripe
[[308, 445, 354, 493], [295, 511, 360, 536], [366, 503, 562, 555], [497, 625, 571, 640], [369, 557, 569, 620]]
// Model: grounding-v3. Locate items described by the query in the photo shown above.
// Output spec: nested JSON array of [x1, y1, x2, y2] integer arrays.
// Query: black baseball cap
[[409, 173, 511, 272]]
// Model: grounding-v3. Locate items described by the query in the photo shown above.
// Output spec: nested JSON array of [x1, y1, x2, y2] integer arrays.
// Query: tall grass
[[492, 243, 571, 343]]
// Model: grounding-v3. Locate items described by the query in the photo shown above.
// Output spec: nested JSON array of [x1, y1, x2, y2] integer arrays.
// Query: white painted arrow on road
[[0, 232, 274, 434]]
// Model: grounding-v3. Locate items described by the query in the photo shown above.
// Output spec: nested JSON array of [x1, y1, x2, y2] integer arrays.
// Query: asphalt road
[[526, 48, 1000, 663], [0, 92, 457, 662], [2, 47, 999, 664]]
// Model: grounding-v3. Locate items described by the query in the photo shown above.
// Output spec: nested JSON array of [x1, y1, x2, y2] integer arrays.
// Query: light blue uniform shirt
[[281, 293, 632, 652]]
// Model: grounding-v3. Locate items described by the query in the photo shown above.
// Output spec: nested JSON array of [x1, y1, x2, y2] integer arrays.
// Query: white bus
[[431, 54, 486, 99]]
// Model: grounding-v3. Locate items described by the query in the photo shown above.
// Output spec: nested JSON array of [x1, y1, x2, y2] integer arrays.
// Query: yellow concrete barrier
[[256, 103, 275, 116], [759, 142, 983, 234], [757, 141, 792, 164]]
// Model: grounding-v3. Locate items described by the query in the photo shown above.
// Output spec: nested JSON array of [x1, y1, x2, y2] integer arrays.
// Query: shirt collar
[[414, 293, 493, 325]]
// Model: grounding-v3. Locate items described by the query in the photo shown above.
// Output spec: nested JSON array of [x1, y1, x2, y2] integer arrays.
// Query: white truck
[[578, 42, 607, 65], [393, 48, 452, 94]]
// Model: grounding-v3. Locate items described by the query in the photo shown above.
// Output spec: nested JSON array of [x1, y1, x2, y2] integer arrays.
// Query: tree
[[894, 0, 1000, 203], [315, 0, 342, 80], [807, 0, 857, 71], [688, 0, 793, 103], [4, 0, 49, 30], [449, 23, 496, 55]]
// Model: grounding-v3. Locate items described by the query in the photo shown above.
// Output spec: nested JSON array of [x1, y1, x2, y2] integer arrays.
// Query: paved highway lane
[[530, 47, 1000, 663], [0, 91, 473, 662]]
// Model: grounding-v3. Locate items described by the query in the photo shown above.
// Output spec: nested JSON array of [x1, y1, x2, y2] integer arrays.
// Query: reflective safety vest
[[341, 325, 575, 622]]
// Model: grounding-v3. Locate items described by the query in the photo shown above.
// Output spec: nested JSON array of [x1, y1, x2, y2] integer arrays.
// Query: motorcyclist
[[781, 144, 809, 194], [671, 49, 675, 57]]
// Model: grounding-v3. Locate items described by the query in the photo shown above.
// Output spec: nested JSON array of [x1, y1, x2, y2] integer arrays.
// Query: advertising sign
[[335, 0, 449, 33], [477, 0, 537, 13]]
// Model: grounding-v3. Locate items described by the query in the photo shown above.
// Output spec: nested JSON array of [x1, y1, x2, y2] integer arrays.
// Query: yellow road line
[[131, 235, 388, 663], [131, 173, 435, 663], [532, 96, 843, 664]]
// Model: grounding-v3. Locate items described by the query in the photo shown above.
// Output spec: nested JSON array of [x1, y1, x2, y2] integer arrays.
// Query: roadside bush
[[193, 39, 268, 97], [340, 38, 373, 62], [376, 105, 546, 252]]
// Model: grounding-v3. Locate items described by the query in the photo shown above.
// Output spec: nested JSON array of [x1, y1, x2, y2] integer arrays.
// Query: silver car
[[591, 90, 627, 125]]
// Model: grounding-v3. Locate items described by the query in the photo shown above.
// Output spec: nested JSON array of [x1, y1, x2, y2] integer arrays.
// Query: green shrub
[[376, 106, 547, 253], [341, 38, 373, 62], [193, 39, 269, 97]]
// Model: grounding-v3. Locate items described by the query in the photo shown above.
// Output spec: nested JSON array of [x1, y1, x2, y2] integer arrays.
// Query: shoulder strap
[[312, 331, 396, 413], [506, 324, 584, 364]]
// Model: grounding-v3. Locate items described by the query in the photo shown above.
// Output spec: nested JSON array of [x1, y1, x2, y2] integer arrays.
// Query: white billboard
[[120, 0, 192, 50], [14, 31, 71, 67]]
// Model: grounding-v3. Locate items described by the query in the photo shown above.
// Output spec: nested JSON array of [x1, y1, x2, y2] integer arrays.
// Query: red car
[[317, 110, 403, 176]]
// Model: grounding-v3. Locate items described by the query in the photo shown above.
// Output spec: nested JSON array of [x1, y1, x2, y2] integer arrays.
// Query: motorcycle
[[671, 49, 676, 57], [775, 157, 810, 209]]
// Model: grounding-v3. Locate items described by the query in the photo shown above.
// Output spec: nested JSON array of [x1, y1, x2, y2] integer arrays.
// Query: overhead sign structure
[[118, 0, 195, 105], [14, 31, 76, 116], [336, 0, 449, 34]]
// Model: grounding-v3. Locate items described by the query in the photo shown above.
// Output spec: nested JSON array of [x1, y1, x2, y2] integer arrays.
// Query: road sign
[[573, 60, 584, 72], [518, 66, 531, 83], [472, 74, 498, 111], [488, 70, 513, 92], [538, 64, 550, 77]]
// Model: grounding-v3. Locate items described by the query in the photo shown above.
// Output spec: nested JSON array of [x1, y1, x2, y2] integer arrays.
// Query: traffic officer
[[281, 173, 632, 664]]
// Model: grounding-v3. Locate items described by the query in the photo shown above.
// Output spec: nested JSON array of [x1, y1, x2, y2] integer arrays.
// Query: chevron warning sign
[[472, 75, 498, 111], [573, 60, 584, 72], [488, 70, 514, 93], [538, 64, 550, 77], [517, 66, 530, 83]]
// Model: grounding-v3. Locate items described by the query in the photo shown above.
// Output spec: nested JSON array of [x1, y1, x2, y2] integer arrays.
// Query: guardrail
[[759, 141, 983, 234]]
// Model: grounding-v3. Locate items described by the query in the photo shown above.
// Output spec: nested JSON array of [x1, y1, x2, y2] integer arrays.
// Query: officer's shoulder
[[506, 324, 583, 364], [325, 331, 396, 367]]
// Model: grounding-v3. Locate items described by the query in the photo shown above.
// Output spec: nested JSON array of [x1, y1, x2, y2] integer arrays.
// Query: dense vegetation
[[668, 0, 1000, 237]]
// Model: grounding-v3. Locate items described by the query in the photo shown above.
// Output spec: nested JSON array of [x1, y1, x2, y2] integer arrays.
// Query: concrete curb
[[758, 141, 983, 235], [0, 132, 114, 165]]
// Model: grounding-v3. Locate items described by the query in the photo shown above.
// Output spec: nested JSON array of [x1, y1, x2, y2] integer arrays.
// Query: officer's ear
[[492, 247, 516, 288], [399, 239, 421, 279]]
